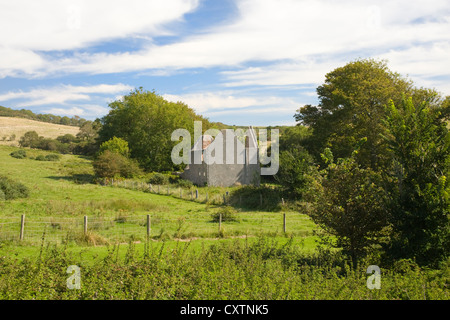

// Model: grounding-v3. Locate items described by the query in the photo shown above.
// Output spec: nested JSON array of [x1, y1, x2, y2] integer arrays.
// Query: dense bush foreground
[[0, 238, 447, 300]]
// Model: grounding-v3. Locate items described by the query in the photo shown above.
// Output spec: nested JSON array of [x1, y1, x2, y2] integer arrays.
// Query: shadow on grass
[[45, 174, 95, 185]]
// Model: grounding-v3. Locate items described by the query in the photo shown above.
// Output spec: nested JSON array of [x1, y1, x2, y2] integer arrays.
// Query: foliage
[[18, 126, 99, 156], [98, 136, 129, 157], [382, 96, 450, 267], [307, 150, 389, 267], [228, 185, 284, 211], [0, 238, 448, 300], [211, 206, 239, 222], [147, 172, 170, 185], [92, 150, 142, 178], [35, 154, 61, 161], [0, 175, 30, 200], [294, 58, 443, 170], [176, 178, 194, 188], [10, 149, 27, 159], [275, 147, 317, 197], [98, 88, 213, 172], [19, 130, 40, 148]]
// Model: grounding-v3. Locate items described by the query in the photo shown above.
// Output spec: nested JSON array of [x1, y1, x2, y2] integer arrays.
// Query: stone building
[[180, 128, 260, 187]]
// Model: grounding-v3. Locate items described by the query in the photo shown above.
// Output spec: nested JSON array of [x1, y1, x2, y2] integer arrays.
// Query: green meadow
[[1, 144, 448, 300]]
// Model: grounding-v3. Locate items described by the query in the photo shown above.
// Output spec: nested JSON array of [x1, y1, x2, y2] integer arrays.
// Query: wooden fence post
[[219, 213, 222, 232], [195, 189, 198, 199], [84, 216, 88, 235], [147, 214, 151, 238], [19, 214, 25, 240]]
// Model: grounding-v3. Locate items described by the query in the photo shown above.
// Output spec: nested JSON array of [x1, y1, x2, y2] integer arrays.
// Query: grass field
[[0, 117, 79, 146], [1, 144, 448, 300], [0, 144, 318, 249]]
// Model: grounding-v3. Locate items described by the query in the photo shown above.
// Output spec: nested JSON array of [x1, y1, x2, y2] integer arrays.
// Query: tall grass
[[0, 236, 447, 300]]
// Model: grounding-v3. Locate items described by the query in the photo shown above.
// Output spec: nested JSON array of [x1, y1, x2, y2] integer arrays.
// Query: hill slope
[[0, 117, 80, 146]]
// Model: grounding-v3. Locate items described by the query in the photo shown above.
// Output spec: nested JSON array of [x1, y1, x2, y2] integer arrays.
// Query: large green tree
[[307, 150, 389, 268], [99, 88, 212, 172], [382, 96, 450, 267], [294, 58, 442, 170]]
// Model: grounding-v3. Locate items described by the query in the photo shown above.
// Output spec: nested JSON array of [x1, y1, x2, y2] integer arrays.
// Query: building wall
[[181, 129, 261, 187]]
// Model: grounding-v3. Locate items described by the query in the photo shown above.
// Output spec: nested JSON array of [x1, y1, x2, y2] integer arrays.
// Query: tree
[[382, 96, 450, 267], [92, 150, 142, 178], [98, 136, 130, 157], [307, 149, 389, 268], [294, 58, 442, 170], [275, 147, 316, 197], [19, 131, 40, 148], [99, 88, 212, 172]]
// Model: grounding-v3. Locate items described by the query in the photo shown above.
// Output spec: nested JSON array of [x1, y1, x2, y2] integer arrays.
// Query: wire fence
[[0, 212, 313, 246], [96, 178, 287, 209]]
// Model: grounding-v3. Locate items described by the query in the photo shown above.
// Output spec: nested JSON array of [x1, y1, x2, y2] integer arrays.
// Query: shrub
[[44, 154, 61, 161], [10, 150, 27, 159], [148, 172, 170, 185], [98, 137, 130, 157], [0, 189, 5, 201], [176, 178, 193, 188], [19, 131, 39, 148], [35, 155, 46, 161], [0, 175, 30, 200], [93, 150, 142, 178], [211, 206, 239, 222]]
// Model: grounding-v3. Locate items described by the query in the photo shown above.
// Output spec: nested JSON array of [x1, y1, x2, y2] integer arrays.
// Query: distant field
[[0, 117, 80, 146]]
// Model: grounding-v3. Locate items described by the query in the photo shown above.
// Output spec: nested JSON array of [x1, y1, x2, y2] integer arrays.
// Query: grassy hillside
[[0, 144, 317, 247], [0, 117, 80, 146]]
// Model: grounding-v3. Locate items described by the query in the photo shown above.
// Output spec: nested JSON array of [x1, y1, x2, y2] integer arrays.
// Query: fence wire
[[0, 212, 312, 245]]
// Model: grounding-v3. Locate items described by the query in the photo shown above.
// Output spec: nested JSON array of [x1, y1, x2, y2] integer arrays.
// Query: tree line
[[0, 105, 88, 127]]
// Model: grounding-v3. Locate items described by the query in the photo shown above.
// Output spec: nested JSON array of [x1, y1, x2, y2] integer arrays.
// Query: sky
[[0, 0, 449, 126]]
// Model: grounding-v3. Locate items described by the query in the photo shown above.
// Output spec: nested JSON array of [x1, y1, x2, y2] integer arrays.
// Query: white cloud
[[0, 83, 133, 107], [0, 0, 199, 77], [42, 104, 110, 117], [33, 0, 450, 77], [1, 0, 449, 98], [42, 107, 85, 117], [163, 91, 301, 114]]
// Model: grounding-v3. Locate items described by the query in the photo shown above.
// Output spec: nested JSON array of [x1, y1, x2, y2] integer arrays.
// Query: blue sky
[[0, 0, 449, 126]]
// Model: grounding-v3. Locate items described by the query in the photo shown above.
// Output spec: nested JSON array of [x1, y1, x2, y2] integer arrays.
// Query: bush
[[148, 172, 170, 185], [93, 150, 142, 178], [44, 154, 61, 161], [10, 150, 27, 159], [211, 206, 239, 222], [176, 178, 194, 188], [0, 175, 30, 200], [19, 131, 40, 148], [98, 137, 129, 157], [35, 155, 46, 161]]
